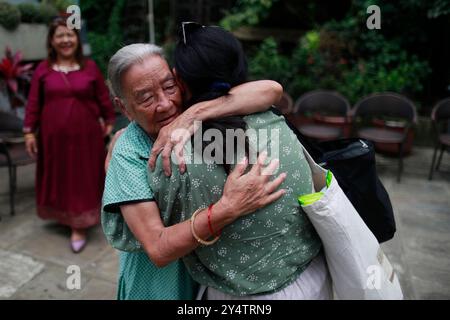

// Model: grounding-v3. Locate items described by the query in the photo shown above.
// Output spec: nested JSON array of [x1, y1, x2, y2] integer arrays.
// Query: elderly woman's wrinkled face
[[120, 55, 183, 138]]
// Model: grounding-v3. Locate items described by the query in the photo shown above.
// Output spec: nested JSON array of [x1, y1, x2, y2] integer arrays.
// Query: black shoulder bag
[[271, 107, 396, 243]]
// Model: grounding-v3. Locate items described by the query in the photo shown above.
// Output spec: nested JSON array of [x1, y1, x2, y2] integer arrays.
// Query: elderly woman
[[146, 24, 332, 299], [102, 43, 286, 299]]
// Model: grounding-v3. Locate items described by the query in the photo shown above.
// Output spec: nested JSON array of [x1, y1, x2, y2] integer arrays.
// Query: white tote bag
[[299, 146, 403, 300]]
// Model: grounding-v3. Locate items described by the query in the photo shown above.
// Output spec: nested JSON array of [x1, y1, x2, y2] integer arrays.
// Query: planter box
[[0, 23, 48, 61], [0, 81, 11, 112]]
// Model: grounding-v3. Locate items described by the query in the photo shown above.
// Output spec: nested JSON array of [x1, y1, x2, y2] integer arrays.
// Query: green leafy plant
[[17, 2, 41, 23], [42, 0, 74, 13], [37, 2, 59, 24], [220, 0, 278, 30], [86, 0, 126, 75], [248, 28, 430, 106], [0, 1, 21, 31], [248, 37, 292, 85]]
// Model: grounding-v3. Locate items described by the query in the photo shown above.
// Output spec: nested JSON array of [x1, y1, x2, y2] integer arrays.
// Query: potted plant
[[0, 47, 33, 117]]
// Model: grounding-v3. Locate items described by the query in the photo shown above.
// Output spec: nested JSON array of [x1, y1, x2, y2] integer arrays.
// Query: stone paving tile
[[9, 263, 91, 300], [83, 246, 119, 284], [381, 235, 416, 300], [410, 275, 450, 300], [0, 249, 45, 298], [0, 198, 46, 251], [8, 222, 111, 270], [73, 277, 117, 300]]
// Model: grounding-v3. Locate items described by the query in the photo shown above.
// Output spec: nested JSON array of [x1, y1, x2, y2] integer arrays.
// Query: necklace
[[53, 63, 80, 74]]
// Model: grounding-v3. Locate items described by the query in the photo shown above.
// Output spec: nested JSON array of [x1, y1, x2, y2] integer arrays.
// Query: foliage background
[[78, 0, 450, 114], [222, 0, 449, 110]]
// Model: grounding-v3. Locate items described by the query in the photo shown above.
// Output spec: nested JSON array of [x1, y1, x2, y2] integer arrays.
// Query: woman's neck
[[55, 56, 77, 67]]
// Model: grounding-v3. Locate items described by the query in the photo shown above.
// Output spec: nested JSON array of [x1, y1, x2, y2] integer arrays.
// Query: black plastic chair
[[290, 90, 351, 141], [273, 92, 294, 115], [0, 111, 35, 218], [352, 92, 417, 182], [428, 98, 450, 180]]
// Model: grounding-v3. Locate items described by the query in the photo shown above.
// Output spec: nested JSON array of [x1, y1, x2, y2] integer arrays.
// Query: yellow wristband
[[190, 208, 220, 246]]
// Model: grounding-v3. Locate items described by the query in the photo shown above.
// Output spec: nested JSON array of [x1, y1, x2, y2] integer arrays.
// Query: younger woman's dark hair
[[174, 24, 250, 173]]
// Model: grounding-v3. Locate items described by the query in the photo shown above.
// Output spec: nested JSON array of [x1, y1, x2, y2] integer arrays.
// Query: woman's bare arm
[[148, 80, 283, 175]]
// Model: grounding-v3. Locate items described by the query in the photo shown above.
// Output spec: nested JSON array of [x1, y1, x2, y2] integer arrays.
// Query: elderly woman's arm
[[148, 80, 283, 175], [121, 154, 286, 268]]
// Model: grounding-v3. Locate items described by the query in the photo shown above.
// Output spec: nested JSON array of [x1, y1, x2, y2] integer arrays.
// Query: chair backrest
[[274, 92, 294, 114], [431, 97, 450, 122], [293, 90, 351, 117], [0, 111, 23, 133], [352, 92, 417, 124]]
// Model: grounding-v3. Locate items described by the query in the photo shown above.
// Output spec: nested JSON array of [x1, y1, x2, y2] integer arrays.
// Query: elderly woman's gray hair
[[107, 43, 164, 99]]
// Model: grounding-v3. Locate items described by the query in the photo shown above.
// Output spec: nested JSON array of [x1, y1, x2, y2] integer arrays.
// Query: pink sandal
[[71, 239, 87, 253]]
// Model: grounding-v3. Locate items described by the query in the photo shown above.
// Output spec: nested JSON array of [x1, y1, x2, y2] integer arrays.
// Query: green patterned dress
[[149, 110, 322, 297]]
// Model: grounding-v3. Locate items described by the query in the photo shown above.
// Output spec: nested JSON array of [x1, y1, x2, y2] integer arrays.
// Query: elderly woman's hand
[[218, 152, 287, 219], [148, 111, 199, 176]]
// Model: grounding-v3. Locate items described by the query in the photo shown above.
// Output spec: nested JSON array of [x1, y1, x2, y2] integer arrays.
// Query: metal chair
[[273, 92, 294, 115], [428, 98, 450, 180], [289, 90, 351, 141], [0, 111, 35, 217], [352, 92, 417, 182]]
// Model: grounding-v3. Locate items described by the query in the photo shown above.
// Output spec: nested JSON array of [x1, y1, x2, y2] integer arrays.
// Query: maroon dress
[[23, 59, 115, 229]]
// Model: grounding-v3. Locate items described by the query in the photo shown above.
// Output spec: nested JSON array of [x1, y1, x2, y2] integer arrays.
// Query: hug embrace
[[102, 23, 403, 300]]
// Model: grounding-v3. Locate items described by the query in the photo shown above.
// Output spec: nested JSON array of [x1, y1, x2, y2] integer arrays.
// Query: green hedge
[[17, 3, 41, 23], [0, 1, 59, 30], [0, 1, 21, 31]]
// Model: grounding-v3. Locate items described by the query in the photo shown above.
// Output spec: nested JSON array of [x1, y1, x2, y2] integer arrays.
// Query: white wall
[[0, 23, 48, 61]]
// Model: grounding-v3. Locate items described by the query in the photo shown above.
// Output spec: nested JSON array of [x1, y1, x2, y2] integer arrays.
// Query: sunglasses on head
[[180, 21, 204, 45], [180, 22, 222, 45]]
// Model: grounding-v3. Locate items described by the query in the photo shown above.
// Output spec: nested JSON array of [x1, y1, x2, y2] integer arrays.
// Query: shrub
[[248, 30, 430, 106], [42, 0, 73, 13], [248, 37, 292, 86], [38, 2, 59, 24], [0, 1, 21, 31], [220, 0, 278, 31], [87, 0, 126, 75], [17, 3, 40, 23]]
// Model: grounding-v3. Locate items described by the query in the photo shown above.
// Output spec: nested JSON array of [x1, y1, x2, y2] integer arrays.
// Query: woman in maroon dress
[[23, 18, 115, 253]]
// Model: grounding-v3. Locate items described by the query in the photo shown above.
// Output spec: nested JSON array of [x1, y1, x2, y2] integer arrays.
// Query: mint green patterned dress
[[101, 121, 198, 300], [149, 110, 322, 297]]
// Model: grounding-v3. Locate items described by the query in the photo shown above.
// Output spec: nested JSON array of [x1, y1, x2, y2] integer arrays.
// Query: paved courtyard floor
[[0, 146, 449, 299]]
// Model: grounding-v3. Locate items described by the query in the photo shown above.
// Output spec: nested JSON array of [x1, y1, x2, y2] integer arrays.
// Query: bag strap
[[301, 144, 328, 192]]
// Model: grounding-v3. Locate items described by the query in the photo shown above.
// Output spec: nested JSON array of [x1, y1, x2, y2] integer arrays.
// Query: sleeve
[[91, 60, 116, 125], [101, 143, 154, 252], [102, 147, 154, 213], [23, 61, 45, 133]]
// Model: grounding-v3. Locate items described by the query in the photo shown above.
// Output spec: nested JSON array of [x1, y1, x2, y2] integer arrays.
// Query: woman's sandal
[[71, 239, 87, 253]]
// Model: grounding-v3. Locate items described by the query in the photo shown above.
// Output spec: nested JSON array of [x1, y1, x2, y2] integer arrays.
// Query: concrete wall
[[0, 23, 48, 61]]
